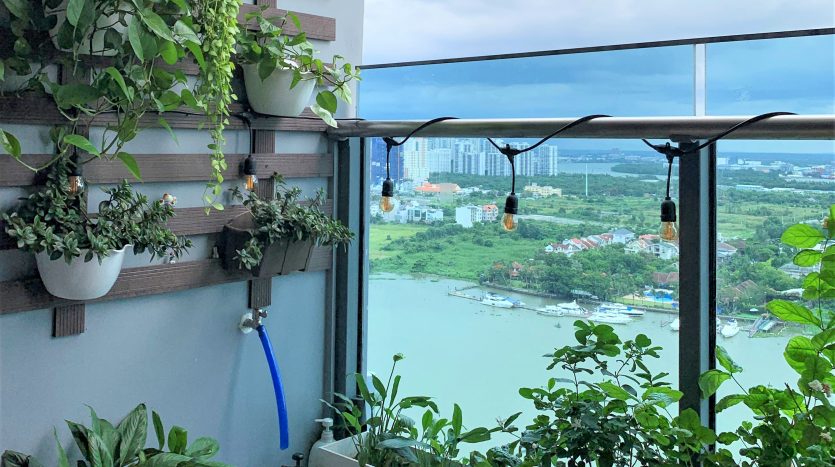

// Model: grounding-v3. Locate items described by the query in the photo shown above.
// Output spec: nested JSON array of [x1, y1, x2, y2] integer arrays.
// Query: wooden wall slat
[[53, 304, 86, 337], [0, 153, 333, 187], [238, 5, 336, 41], [0, 97, 328, 132], [0, 248, 333, 315]]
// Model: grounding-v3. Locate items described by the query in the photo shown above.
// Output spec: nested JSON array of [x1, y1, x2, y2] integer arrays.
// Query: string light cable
[[487, 114, 611, 231], [641, 111, 796, 241], [378, 116, 459, 212]]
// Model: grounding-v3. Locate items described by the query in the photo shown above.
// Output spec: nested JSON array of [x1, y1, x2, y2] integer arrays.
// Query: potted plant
[[319, 353, 497, 467], [2, 403, 232, 467], [700, 204, 835, 465], [236, 8, 360, 127], [220, 177, 353, 277], [474, 321, 735, 466], [2, 158, 190, 300]]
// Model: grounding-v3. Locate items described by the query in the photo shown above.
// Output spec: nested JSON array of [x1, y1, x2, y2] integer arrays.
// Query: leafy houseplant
[[700, 204, 835, 466], [475, 321, 734, 467], [321, 354, 496, 467], [0, 0, 57, 93], [220, 177, 353, 276], [2, 159, 190, 300], [236, 8, 360, 127], [1, 0, 205, 181], [1, 403, 231, 467]]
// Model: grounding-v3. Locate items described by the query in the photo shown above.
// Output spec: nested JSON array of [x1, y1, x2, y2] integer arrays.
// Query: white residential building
[[401, 138, 429, 181], [611, 228, 636, 244], [455, 205, 483, 228]]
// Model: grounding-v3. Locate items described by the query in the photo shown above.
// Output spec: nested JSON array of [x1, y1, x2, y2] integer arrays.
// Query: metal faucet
[[240, 307, 268, 332]]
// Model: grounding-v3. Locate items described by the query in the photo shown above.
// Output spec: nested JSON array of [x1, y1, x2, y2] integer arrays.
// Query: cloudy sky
[[363, 0, 834, 63], [360, 1, 834, 153]]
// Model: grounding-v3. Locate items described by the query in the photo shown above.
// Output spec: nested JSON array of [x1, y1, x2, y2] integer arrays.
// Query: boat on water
[[669, 318, 680, 331], [481, 294, 514, 308], [720, 319, 740, 338], [588, 311, 632, 325], [537, 300, 588, 317], [597, 302, 645, 316]]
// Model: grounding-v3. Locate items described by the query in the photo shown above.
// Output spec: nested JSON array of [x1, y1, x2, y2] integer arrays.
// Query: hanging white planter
[[35, 245, 129, 300], [314, 435, 369, 467], [241, 64, 316, 116]]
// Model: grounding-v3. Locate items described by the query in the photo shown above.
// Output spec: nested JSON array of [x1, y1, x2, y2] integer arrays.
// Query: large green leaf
[[715, 345, 742, 374], [66, 0, 85, 26], [597, 381, 632, 401], [54, 428, 70, 467], [698, 369, 730, 398], [64, 134, 100, 156], [185, 437, 219, 460], [139, 10, 174, 41], [139, 453, 191, 467], [54, 83, 102, 109], [452, 403, 463, 435], [0, 129, 22, 159], [794, 249, 822, 267], [781, 223, 825, 249], [127, 18, 145, 61], [2, 0, 29, 19], [316, 90, 338, 113], [116, 404, 147, 465], [766, 299, 822, 327], [87, 431, 114, 467], [104, 67, 131, 102], [167, 426, 187, 455], [116, 152, 141, 181], [715, 394, 745, 412], [642, 386, 683, 407], [152, 411, 165, 450]]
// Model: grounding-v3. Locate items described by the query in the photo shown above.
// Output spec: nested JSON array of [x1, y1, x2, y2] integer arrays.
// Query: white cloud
[[363, 0, 835, 64]]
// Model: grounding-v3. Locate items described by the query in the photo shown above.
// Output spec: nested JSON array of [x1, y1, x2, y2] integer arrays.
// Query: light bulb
[[245, 174, 258, 191], [379, 196, 394, 213], [68, 175, 84, 195], [660, 221, 678, 241], [502, 212, 517, 232]]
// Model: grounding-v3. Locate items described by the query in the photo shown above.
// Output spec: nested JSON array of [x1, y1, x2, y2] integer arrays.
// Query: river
[[367, 275, 795, 452]]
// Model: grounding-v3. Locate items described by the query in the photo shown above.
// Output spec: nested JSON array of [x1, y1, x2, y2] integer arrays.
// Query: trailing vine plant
[[194, 0, 243, 210]]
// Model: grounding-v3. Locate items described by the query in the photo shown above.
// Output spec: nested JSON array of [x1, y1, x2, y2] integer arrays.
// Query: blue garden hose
[[257, 324, 290, 450]]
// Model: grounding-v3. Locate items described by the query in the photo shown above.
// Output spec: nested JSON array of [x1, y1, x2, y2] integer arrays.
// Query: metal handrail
[[328, 115, 835, 140]]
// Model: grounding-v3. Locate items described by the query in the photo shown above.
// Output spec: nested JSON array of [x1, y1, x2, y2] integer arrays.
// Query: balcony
[[0, 2, 833, 466]]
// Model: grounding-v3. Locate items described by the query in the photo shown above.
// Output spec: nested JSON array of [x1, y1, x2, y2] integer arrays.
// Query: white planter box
[[36, 246, 128, 300], [241, 64, 316, 117], [315, 436, 369, 467]]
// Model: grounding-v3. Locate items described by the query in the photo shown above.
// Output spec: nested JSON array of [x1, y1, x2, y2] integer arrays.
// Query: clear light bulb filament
[[243, 155, 258, 191]]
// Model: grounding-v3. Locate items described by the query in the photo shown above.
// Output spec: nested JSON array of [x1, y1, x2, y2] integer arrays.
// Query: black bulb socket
[[381, 178, 394, 197], [69, 153, 82, 176], [660, 197, 677, 222], [243, 155, 257, 176], [504, 192, 518, 215]]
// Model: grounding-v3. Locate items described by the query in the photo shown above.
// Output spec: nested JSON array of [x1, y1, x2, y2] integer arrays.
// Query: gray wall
[[0, 1, 364, 465]]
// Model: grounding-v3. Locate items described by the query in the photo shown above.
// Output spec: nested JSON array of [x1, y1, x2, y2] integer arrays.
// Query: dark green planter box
[[220, 213, 315, 278]]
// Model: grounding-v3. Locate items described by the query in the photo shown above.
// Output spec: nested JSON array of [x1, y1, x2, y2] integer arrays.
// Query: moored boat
[[537, 300, 588, 317], [588, 311, 632, 325], [597, 302, 644, 316], [481, 294, 514, 308], [669, 318, 680, 331], [721, 319, 740, 338]]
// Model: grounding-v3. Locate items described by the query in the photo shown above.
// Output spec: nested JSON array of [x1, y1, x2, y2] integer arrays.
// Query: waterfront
[[367, 275, 794, 450]]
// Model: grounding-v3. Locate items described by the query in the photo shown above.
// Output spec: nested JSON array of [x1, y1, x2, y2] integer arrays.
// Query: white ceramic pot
[[49, 1, 128, 56], [242, 64, 316, 116], [35, 245, 128, 300]]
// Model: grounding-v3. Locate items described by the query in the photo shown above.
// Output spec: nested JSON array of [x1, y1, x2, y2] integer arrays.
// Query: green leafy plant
[[3, 158, 190, 262], [192, 0, 242, 209], [230, 176, 353, 270], [475, 321, 734, 466], [325, 354, 495, 467], [1, 403, 231, 467], [1, 0, 204, 180], [235, 7, 360, 127], [700, 204, 835, 466], [0, 0, 56, 93]]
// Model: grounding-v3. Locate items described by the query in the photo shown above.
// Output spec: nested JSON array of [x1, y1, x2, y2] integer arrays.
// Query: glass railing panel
[[709, 34, 835, 446]]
